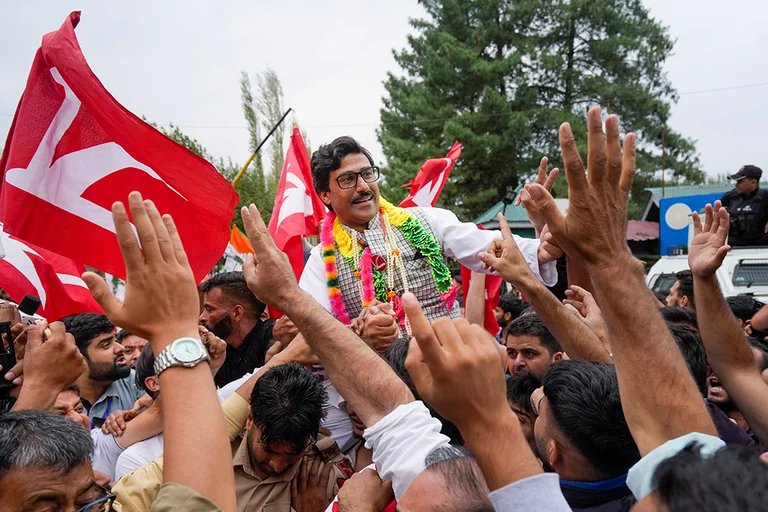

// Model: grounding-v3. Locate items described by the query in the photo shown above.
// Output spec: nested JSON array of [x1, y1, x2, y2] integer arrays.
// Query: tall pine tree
[[379, 0, 703, 219]]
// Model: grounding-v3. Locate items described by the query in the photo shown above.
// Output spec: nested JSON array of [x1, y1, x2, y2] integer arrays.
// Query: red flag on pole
[[0, 12, 238, 281], [0, 224, 102, 321], [268, 127, 326, 278], [399, 141, 461, 208]]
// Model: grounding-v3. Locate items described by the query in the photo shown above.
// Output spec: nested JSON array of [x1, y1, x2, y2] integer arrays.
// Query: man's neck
[[226, 318, 258, 350], [728, 410, 750, 432], [76, 374, 111, 406]]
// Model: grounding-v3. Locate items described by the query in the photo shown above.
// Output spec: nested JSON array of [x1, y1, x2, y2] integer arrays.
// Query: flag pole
[[232, 107, 293, 189]]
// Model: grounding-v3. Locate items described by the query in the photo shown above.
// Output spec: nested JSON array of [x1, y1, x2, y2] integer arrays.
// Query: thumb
[[525, 184, 566, 235], [477, 250, 503, 271], [82, 272, 122, 318]]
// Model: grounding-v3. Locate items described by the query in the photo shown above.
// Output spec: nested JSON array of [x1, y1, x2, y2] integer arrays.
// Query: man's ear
[[319, 190, 332, 208], [504, 312, 512, 324], [552, 351, 565, 363], [681, 296, 690, 308], [144, 376, 160, 394], [548, 438, 560, 469], [231, 304, 245, 323]]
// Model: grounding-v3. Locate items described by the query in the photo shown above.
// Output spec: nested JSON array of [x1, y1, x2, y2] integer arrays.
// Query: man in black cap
[[720, 165, 768, 246]]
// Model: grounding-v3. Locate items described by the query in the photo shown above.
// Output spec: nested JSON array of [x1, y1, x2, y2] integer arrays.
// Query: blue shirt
[[84, 370, 143, 428]]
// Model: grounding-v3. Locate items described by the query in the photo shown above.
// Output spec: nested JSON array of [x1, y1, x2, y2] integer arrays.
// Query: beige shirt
[[114, 393, 348, 512]]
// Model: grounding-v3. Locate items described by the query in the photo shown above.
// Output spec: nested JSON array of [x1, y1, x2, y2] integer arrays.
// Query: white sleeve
[[363, 401, 450, 500], [420, 207, 558, 287], [489, 473, 570, 511], [216, 371, 255, 403], [90, 429, 127, 481], [299, 245, 332, 312]]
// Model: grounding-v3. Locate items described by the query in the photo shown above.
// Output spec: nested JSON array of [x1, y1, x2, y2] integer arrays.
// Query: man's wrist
[[150, 325, 202, 356]]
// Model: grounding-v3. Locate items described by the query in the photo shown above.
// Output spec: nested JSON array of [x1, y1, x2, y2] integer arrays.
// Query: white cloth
[[113, 433, 165, 482], [626, 432, 725, 500], [299, 206, 557, 313], [363, 401, 450, 500], [90, 429, 128, 481], [216, 372, 253, 403]]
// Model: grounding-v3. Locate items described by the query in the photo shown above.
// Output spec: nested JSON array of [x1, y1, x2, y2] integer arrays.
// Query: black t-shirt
[[213, 318, 275, 388], [720, 188, 768, 246]]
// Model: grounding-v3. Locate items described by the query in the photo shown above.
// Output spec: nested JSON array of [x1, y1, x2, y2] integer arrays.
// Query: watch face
[[173, 338, 204, 363]]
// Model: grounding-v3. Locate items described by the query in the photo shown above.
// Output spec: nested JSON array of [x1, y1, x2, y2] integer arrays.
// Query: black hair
[[60, 313, 114, 357], [746, 337, 768, 373], [505, 373, 541, 414], [543, 360, 640, 478], [115, 329, 134, 344], [497, 295, 529, 320], [506, 314, 562, 355], [310, 136, 374, 196], [134, 342, 157, 399], [667, 323, 708, 397], [675, 270, 695, 308], [0, 411, 92, 477], [200, 271, 266, 318], [387, 338, 464, 445], [424, 445, 492, 512], [726, 295, 764, 323], [653, 443, 768, 512], [659, 306, 698, 331], [249, 363, 327, 452]]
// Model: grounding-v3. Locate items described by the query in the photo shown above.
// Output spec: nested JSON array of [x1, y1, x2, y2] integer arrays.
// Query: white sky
[[2, 1, 768, 179]]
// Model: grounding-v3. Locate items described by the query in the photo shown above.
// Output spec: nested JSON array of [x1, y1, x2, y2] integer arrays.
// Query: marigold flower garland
[[321, 197, 456, 324]]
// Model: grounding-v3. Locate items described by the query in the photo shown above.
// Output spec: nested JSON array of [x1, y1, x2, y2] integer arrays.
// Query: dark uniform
[[720, 165, 768, 247]]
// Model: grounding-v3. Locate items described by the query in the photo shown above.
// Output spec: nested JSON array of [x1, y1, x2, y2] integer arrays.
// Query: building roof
[[627, 220, 659, 241], [474, 197, 569, 226], [641, 182, 768, 221]]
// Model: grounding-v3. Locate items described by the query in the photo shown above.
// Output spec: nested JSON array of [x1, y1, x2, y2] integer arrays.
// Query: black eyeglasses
[[335, 166, 380, 190], [75, 484, 116, 512]]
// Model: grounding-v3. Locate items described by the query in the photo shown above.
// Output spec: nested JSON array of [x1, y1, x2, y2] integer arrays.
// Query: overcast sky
[[3, 1, 768, 181]]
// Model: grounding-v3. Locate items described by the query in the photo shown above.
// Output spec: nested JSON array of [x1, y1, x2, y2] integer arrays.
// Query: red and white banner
[[0, 12, 239, 281], [0, 224, 102, 321], [399, 140, 461, 208], [268, 127, 326, 279]]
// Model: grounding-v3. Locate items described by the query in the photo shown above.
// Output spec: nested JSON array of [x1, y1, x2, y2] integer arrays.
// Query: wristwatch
[[154, 337, 210, 376]]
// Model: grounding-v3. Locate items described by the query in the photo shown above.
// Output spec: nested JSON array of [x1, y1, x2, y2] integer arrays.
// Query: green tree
[[256, 68, 286, 204], [379, 0, 703, 220], [238, 71, 272, 226]]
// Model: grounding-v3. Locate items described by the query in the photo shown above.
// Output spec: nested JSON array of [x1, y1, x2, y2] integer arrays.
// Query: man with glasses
[[299, 136, 561, 449], [0, 410, 116, 511]]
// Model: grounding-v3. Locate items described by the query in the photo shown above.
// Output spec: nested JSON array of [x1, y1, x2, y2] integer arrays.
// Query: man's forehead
[[506, 335, 543, 350], [53, 390, 80, 408], [332, 153, 372, 175], [88, 331, 115, 345]]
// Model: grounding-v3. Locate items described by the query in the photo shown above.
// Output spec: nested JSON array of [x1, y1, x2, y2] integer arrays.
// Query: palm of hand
[[689, 231, 726, 277]]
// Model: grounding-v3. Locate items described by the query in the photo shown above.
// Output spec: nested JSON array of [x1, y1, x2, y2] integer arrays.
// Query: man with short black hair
[[536, 360, 639, 511], [720, 164, 768, 246], [505, 314, 564, 378], [495, 295, 528, 342], [116, 330, 148, 369], [199, 271, 277, 387], [666, 270, 695, 309], [0, 410, 113, 510], [62, 312, 142, 427], [659, 307, 698, 331], [506, 373, 541, 453]]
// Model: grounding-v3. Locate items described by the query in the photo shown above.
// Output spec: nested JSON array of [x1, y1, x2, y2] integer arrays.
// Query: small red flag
[[0, 12, 239, 281], [399, 141, 461, 208]]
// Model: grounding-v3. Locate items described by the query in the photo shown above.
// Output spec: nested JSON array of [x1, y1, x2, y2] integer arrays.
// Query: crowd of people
[[1, 106, 768, 511]]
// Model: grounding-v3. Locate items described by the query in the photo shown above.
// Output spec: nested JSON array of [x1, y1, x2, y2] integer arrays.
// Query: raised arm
[[688, 201, 768, 443], [83, 192, 236, 512], [523, 107, 716, 455], [479, 217, 611, 364], [464, 272, 488, 327], [240, 205, 413, 428]]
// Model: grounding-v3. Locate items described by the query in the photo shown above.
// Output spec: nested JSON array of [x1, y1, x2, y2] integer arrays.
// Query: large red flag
[[399, 141, 461, 208], [0, 224, 103, 321], [268, 127, 326, 279], [0, 12, 238, 281]]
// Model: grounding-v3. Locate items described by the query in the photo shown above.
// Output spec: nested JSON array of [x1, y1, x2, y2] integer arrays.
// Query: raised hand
[[478, 214, 537, 286], [563, 285, 609, 348], [102, 409, 138, 437], [199, 325, 227, 375], [241, 205, 302, 312], [82, 192, 200, 346], [688, 201, 731, 278], [525, 107, 637, 270], [516, 156, 560, 235]]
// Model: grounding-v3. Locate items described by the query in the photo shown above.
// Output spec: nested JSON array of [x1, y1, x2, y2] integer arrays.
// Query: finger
[[290, 466, 299, 499], [585, 106, 608, 185], [525, 184, 566, 237], [713, 245, 731, 269], [709, 203, 721, 234], [405, 336, 433, 399], [9, 361, 23, 385], [320, 461, 333, 488], [563, 299, 587, 316], [310, 457, 322, 487], [144, 200, 176, 264], [128, 191, 163, 263], [297, 457, 308, 490], [619, 133, 637, 196], [453, 317, 480, 351], [431, 317, 464, 355], [403, 293, 445, 366], [496, 213, 514, 241], [536, 156, 548, 185], [242, 205, 276, 256], [716, 207, 730, 241], [558, 122, 588, 194], [544, 168, 560, 192], [162, 214, 190, 267], [691, 211, 703, 237], [111, 200, 144, 270], [605, 115, 622, 185], [564, 303, 582, 318], [82, 272, 122, 320], [518, 188, 539, 215]]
